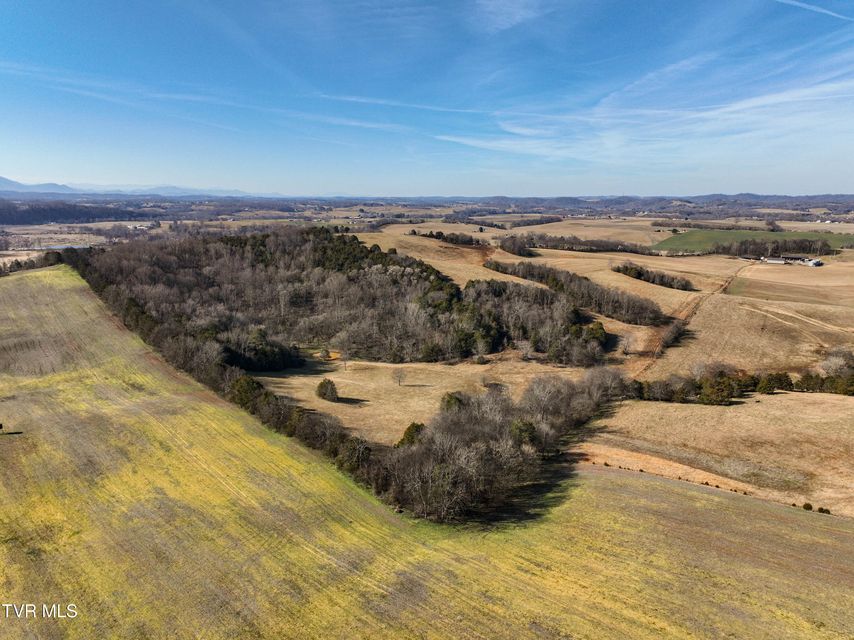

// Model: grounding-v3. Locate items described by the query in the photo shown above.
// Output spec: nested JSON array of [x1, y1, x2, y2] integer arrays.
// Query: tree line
[[710, 237, 833, 257], [633, 358, 853, 405], [612, 262, 694, 290], [651, 219, 780, 232], [499, 233, 658, 257], [0, 200, 145, 225], [507, 215, 563, 228], [0, 250, 63, 277], [443, 212, 506, 229], [485, 260, 666, 326], [412, 229, 486, 246]]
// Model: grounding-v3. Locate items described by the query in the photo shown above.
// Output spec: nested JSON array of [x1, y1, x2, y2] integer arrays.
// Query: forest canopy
[[62, 228, 616, 370]]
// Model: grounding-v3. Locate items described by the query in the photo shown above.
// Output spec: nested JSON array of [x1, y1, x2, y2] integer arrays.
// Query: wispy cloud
[[276, 110, 410, 132], [433, 39, 854, 170], [176, 0, 308, 87], [0, 61, 243, 131], [319, 94, 488, 114], [770, 0, 854, 21], [0, 60, 407, 134], [475, 0, 548, 32]]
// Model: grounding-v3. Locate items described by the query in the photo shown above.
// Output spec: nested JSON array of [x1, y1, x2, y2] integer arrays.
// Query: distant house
[[761, 256, 822, 267]]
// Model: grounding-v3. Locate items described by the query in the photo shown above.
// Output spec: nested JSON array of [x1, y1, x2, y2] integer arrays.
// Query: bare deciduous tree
[[392, 368, 406, 387]]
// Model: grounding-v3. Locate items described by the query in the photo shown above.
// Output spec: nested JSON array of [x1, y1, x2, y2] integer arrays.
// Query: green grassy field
[[1, 267, 853, 639], [654, 229, 854, 252]]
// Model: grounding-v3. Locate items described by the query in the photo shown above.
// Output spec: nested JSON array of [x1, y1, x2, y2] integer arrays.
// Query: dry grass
[[358, 229, 853, 376], [258, 354, 584, 446], [373, 217, 671, 245], [0, 250, 44, 267], [0, 224, 107, 250], [472, 216, 668, 245], [356, 231, 535, 286], [776, 220, 854, 233], [498, 218, 667, 244], [591, 395, 854, 516], [729, 257, 854, 308], [2, 267, 853, 638], [511, 249, 741, 315], [644, 293, 854, 376], [638, 255, 854, 375]]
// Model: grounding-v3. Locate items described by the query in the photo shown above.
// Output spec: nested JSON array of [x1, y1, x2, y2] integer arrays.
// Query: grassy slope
[[592, 396, 854, 516], [654, 229, 854, 252], [1, 267, 853, 639]]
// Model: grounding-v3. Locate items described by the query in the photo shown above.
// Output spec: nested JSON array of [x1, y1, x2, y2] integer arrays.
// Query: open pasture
[[361, 229, 853, 377], [2, 267, 853, 638], [471, 215, 667, 245], [590, 395, 854, 517], [644, 293, 854, 376], [727, 257, 854, 308], [387, 216, 668, 245], [356, 231, 536, 286], [258, 354, 584, 446], [507, 249, 743, 314], [0, 223, 108, 250], [654, 228, 854, 252], [707, 218, 854, 234]]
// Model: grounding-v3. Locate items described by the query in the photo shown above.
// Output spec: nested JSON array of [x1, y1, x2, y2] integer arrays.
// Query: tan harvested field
[[494, 218, 666, 244], [754, 219, 854, 233], [755, 207, 833, 215], [259, 354, 584, 446], [6, 268, 854, 638], [729, 257, 854, 308], [641, 254, 854, 375], [0, 224, 107, 249], [644, 293, 854, 376], [374, 217, 669, 245], [512, 249, 742, 313], [261, 355, 854, 517], [776, 220, 854, 233], [667, 218, 854, 233], [365, 226, 742, 303], [480, 215, 669, 244], [0, 250, 44, 267], [589, 396, 854, 517], [356, 231, 537, 286]]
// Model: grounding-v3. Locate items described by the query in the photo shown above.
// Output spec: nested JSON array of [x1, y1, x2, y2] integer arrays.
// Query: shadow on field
[[294, 358, 338, 375], [254, 357, 338, 385], [467, 422, 605, 527], [671, 326, 697, 347]]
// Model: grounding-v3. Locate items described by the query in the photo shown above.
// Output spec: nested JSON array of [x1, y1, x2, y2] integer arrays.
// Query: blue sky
[[1, 0, 853, 196]]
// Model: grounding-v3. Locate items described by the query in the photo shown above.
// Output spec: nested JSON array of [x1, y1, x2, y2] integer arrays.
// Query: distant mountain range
[[0, 176, 253, 197], [0, 175, 78, 194], [2, 175, 854, 207]]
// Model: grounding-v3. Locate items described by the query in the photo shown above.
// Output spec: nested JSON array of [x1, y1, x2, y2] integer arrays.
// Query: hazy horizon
[[5, 172, 854, 200]]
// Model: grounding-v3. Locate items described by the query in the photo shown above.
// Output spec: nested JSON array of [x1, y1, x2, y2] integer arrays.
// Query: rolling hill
[[0, 266, 852, 639]]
